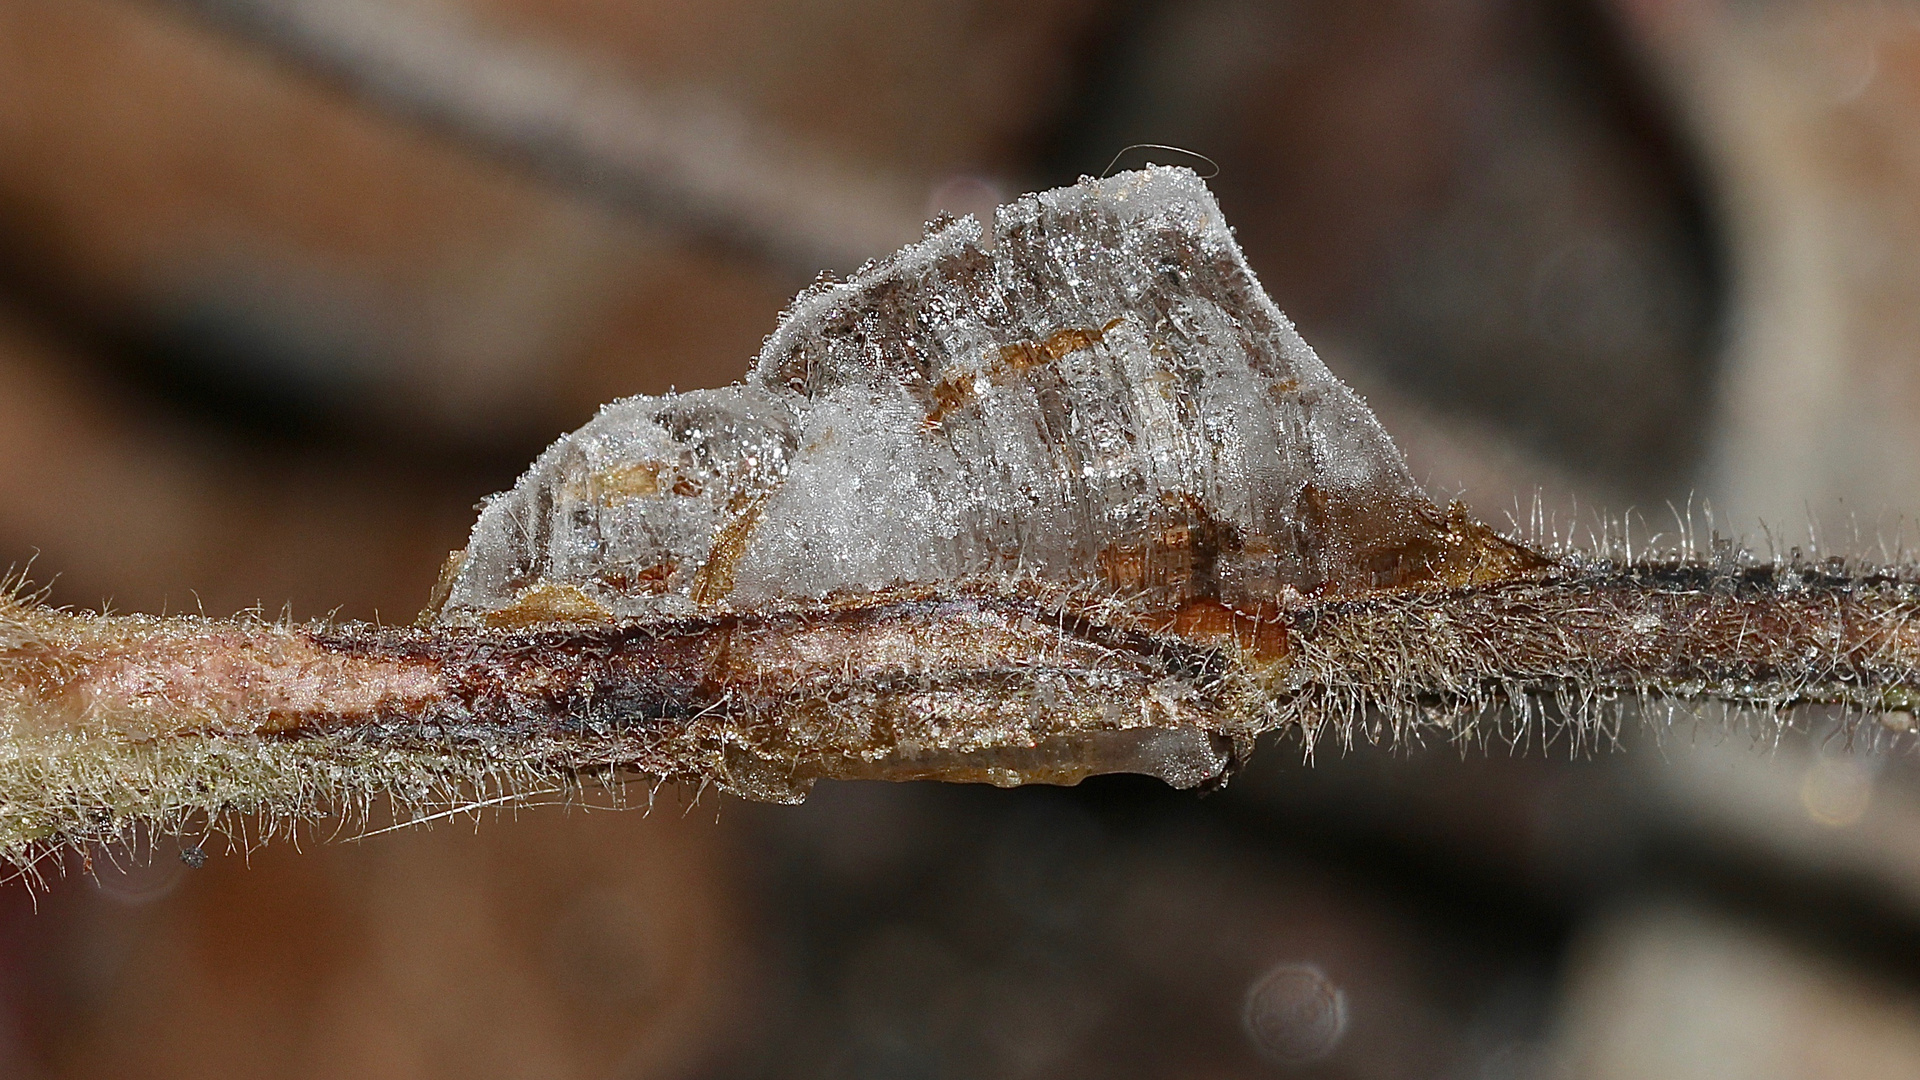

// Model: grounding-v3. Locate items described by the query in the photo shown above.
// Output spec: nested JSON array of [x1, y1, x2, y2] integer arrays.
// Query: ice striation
[[431, 166, 1535, 632]]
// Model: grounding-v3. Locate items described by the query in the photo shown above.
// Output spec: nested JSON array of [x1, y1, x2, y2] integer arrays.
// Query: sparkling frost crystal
[[434, 167, 1515, 629]]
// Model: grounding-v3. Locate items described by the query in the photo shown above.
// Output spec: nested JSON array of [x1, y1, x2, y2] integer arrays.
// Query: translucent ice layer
[[433, 166, 1531, 629]]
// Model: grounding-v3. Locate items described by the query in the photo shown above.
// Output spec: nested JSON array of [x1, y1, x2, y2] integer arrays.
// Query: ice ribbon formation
[[435, 166, 1528, 629]]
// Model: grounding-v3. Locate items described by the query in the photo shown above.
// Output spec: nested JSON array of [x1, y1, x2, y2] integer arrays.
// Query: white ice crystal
[[436, 166, 1434, 626]]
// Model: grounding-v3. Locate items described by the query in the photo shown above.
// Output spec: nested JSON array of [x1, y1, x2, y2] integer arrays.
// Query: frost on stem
[[2, 166, 1918, 871]]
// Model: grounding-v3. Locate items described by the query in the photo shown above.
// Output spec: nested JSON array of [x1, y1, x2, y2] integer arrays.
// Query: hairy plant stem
[[3, 553, 1918, 872]]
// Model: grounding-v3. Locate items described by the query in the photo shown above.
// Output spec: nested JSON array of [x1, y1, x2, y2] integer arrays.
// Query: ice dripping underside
[[433, 166, 1537, 633]]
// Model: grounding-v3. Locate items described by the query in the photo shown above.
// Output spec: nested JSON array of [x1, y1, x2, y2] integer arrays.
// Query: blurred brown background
[[4, 0, 1920, 1076]]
